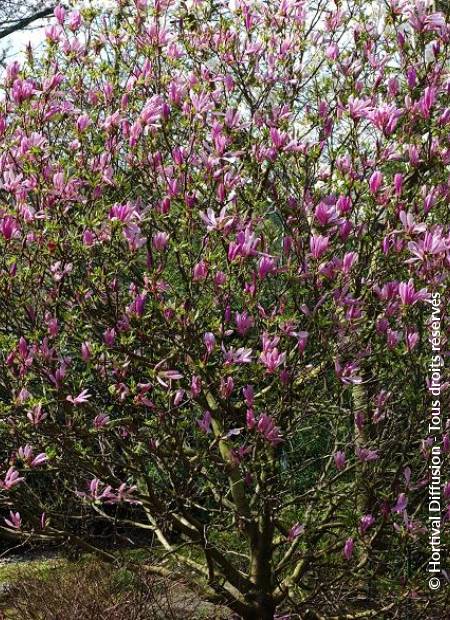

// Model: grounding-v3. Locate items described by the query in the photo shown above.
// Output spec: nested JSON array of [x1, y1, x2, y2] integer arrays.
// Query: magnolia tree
[[0, 0, 449, 617]]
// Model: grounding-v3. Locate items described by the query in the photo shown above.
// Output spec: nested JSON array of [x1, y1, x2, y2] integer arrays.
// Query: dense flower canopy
[[0, 0, 449, 617]]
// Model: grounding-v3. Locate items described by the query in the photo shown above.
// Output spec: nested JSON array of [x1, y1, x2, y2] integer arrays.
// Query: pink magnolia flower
[[258, 256, 277, 279], [18, 445, 48, 468], [103, 328, 116, 346], [197, 411, 212, 434], [297, 331, 309, 353], [80, 478, 115, 502], [4, 511, 21, 529], [369, 171, 383, 194], [191, 375, 202, 398], [66, 389, 91, 406], [398, 279, 429, 305], [54, 5, 65, 24], [392, 493, 408, 514], [0, 467, 24, 490], [314, 202, 337, 226], [243, 385, 254, 408], [288, 522, 304, 541], [152, 231, 169, 251], [1, 216, 20, 241], [203, 332, 216, 354], [93, 413, 110, 429], [246, 409, 256, 430], [235, 311, 254, 336], [27, 404, 47, 426], [343, 537, 354, 560], [356, 447, 379, 462], [223, 346, 253, 365], [367, 104, 402, 135], [359, 514, 375, 535], [228, 228, 260, 260], [76, 114, 91, 132], [257, 414, 283, 446], [220, 376, 234, 399], [260, 348, 286, 373], [393, 173, 404, 196], [200, 206, 233, 231], [193, 260, 208, 281], [81, 341, 92, 362], [334, 450, 346, 470], [310, 235, 329, 259]]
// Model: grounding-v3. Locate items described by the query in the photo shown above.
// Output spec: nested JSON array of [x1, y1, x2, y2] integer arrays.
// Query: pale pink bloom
[[223, 346, 253, 365], [0, 467, 24, 490], [200, 206, 233, 231], [66, 388, 91, 406]]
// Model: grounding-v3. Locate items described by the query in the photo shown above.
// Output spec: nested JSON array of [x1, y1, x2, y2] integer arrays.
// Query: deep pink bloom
[[343, 537, 354, 560], [235, 311, 254, 336], [369, 171, 383, 194], [310, 235, 329, 259], [257, 414, 283, 446], [4, 511, 21, 529], [398, 279, 429, 305], [193, 260, 208, 281], [258, 256, 277, 279]]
